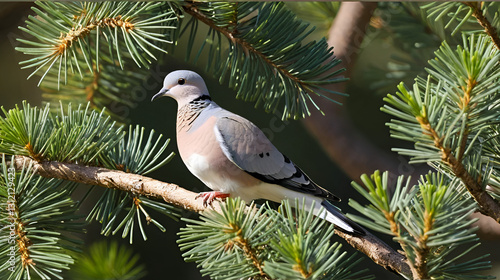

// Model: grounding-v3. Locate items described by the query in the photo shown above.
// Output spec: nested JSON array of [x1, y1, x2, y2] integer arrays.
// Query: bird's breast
[[176, 116, 220, 166], [176, 116, 260, 193]]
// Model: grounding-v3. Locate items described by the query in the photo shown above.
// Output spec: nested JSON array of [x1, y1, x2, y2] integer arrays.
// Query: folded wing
[[214, 116, 339, 202]]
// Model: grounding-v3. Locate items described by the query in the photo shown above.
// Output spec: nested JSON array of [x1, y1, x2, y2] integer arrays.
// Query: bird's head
[[152, 70, 210, 107]]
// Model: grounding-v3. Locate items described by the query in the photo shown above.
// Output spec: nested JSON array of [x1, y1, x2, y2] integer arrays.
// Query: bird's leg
[[195, 191, 230, 207]]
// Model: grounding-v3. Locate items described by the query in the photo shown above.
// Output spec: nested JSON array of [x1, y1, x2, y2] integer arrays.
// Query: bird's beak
[[151, 88, 168, 102]]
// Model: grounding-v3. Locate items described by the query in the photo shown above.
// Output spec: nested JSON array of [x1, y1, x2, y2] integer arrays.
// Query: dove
[[152, 70, 365, 235]]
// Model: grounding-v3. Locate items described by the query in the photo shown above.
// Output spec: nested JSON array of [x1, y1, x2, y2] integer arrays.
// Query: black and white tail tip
[[321, 200, 365, 236]]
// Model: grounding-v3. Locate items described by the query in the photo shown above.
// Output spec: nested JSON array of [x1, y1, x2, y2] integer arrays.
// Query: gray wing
[[214, 115, 340, 202]]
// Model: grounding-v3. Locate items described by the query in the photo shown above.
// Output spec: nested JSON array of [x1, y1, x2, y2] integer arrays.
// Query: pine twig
[[335, 230, 411, 278], [383, 208, 420, 279], [10, 155, 216, 213], [182, 3, 305, 96], [232, 227, 269, 279], [10, 155, 411, 277], [463, 1, 500, 50], [417, 108, 500, 223], [411, 212, 432, 279]]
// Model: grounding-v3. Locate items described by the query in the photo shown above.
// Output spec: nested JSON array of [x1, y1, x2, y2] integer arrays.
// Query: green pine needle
[[178, 198, 370, 280], [382, 34, 500, 187], [106, 124, 175, 175], [15, 2, 180, 122], [16, 2, 178, 86], [349, 171, 492, 279], [422, 2, 500, 37], [69, 240, 147, 280], [0, 101, 123, 165], [181, 2, 346, 120], [0, 102, 180, 244], [0, 155, 84, 280]]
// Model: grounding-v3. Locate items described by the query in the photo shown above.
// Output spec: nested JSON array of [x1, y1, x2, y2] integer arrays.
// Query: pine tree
[[1, 2, 499, 279]]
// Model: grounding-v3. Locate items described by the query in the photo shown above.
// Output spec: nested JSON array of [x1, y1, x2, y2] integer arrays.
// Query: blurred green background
[[1, 2, 499, 279]]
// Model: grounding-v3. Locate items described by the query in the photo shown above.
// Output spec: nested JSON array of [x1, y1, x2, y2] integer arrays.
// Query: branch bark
[[335, 230, 411, 278], [447, 150, 500, 222], [182, 3, 308, 94], [10, 155, 411, 278], [11, 155, 219, 213], [415, 83, 500, 223], [305, 2, 500, 234], [464, 1, 500, 51]]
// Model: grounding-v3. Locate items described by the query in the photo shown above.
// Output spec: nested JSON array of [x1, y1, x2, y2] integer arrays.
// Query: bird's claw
[[195, 191, 230, 207]]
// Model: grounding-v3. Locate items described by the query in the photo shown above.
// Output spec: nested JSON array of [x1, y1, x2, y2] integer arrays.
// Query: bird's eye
[[178, 78, 185, 85]]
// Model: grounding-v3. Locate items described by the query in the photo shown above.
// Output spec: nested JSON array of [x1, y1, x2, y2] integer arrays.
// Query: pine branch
[[463, 2, 500, 50], [179, 199, 274, 279], [16, 2, 178, 85], [348, 171, 417, 278], [334, 231, 410, 278], [419, 115, 500, 221], [383, 34, 500, 223], [16, 2, 347, 121], [414, 97, 500, 221], [422, 2, 500, 43], [15, 2, 179, 121], [182, 3, 307, 97], [234, 232, 268, 278], [263, 200, 370, 279], [9, 155, 412, 278], [9, 155, 211, 213], [184, 3, 272, 77], [180, 2, 347, 120], [349, 171, 493, 279], [0, 102, 179, 243], [0, 156, 84, 279]]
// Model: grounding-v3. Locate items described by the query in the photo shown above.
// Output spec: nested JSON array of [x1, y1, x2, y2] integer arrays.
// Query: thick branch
[[335, 230, 411, 278], [11, 155, 411, 277], [11, 155, 217, 213]]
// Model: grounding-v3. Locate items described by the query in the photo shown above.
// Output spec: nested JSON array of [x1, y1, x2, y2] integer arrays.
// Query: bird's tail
[[320, 200, 365, 236]]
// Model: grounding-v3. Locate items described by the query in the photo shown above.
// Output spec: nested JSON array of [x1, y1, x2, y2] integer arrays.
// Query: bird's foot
[[195, 191, 230, 207]]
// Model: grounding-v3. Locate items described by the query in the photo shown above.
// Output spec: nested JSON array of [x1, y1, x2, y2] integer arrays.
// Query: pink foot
[[195, 191, 230, 207]]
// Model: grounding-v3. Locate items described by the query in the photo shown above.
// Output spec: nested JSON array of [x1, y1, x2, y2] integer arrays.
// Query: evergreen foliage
[[422, 2, 500, 36], [0, 103, 179, 261], [16, 1, 347, 120], [1, 1, 500, 279], [382, 33, 500, 206], [182, 1, 347, 119], [0, 156, 83, 279], [69, 240, 147, 280], [366, 2, 500, 96], [178, 198, 370, 280], [16, 2, 178, 121], [349, 171, 492, 279]]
